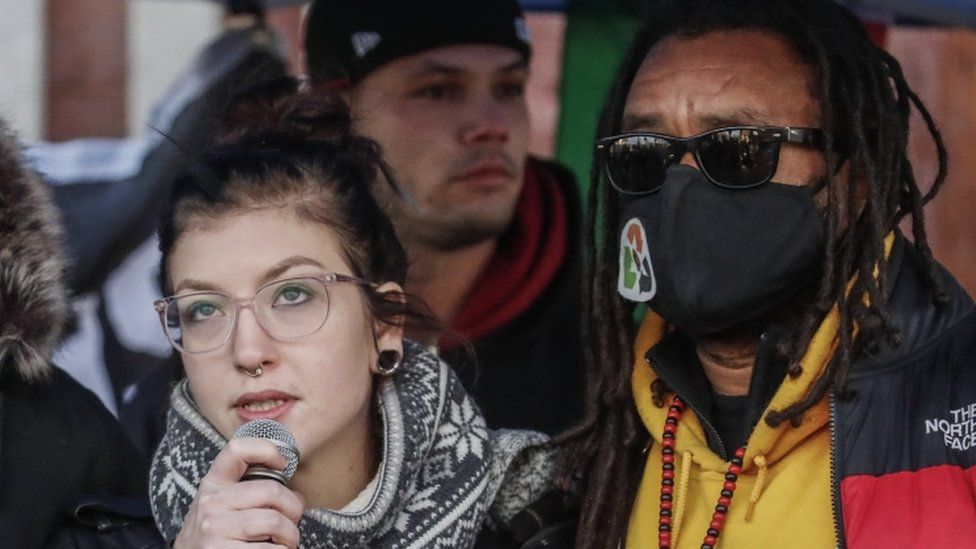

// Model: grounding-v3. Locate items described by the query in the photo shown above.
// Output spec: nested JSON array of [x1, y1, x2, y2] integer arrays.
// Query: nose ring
[[239, 364, 263, 377]]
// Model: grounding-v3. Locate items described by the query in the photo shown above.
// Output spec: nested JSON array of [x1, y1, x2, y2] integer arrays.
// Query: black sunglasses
[[596, 126, 825, 195]]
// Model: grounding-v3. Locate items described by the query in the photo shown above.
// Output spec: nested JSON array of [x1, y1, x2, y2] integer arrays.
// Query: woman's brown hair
[[157, 77, 437, 336]]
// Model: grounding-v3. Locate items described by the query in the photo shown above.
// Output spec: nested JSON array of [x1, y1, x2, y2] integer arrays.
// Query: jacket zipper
[[681, 394, 729, 460], [829, 392, 846, 548], [647, 357, 730, 460]]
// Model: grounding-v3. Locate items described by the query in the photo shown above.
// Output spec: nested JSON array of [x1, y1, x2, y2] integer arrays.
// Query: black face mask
[[617, 165, 825, 336]]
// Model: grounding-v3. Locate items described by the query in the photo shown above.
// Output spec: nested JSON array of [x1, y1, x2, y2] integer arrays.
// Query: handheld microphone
[[231, 419, 300, 485]]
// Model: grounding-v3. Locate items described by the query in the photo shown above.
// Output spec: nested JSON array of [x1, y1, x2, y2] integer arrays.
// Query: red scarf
[[447, 162, 569, 344]]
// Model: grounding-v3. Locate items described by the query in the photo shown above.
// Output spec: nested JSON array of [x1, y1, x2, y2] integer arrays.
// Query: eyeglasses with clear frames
[[153, 273, 366, 354]]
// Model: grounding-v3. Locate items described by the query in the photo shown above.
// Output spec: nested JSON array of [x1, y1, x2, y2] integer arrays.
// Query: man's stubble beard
[[374, 166, 522, 251], [386, 196, 518, 251]]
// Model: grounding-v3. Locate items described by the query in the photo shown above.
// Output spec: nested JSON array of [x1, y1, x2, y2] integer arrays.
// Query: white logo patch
[[351, 32, 382, 58], [924, 401, 976, 451], [618, 218, 656, 302]]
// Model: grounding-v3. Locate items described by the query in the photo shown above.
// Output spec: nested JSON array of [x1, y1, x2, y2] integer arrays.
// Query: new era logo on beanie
[[515, 17, 532, 45], [304, 0, 531, 84], [351, 32, 382, 58]]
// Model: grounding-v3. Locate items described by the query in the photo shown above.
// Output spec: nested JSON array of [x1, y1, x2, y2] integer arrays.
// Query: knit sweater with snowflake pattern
[[149, 340, 556, 548]]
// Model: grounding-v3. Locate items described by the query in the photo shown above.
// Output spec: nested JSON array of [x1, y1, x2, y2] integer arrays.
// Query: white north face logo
[[924, 401, 976, 451], [351, 32, 382, 58]]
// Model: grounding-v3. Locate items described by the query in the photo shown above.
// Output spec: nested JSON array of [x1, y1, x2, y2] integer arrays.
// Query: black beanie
[[304, 0, 532, 84]]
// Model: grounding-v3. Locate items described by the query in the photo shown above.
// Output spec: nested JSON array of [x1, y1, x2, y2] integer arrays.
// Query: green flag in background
[[555, 0, 649, 206]]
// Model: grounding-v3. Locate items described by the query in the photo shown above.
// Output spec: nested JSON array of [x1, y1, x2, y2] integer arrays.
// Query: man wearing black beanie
[[304, 0, 585, 436]]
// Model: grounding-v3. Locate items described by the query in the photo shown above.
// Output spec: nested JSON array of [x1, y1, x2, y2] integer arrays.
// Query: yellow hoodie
[[626, 311, 838, 549]]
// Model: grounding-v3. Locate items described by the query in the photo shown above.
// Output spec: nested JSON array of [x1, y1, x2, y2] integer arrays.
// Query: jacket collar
[[633, 310, 832, 474], [849, 232, 975, 378], [643, 327, 790, 459]]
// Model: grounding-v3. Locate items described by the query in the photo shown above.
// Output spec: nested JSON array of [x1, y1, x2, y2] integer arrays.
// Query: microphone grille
[[231, 419, 300, 480]]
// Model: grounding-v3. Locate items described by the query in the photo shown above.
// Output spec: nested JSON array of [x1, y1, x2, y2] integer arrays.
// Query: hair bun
[[215, 76, 354, 151]]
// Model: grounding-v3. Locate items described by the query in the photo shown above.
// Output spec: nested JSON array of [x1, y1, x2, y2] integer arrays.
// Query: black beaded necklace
[[657, 396, 746, 549]]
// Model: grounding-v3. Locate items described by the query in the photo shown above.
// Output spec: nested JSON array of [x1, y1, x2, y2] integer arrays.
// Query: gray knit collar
[[149, 341, 512, 548]]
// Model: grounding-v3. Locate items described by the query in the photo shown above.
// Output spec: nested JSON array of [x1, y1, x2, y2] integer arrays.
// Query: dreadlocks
[[557, 1, 949, 547]]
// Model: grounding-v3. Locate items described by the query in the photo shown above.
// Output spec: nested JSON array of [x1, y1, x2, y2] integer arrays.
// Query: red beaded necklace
[[658, 396, 745, 549]]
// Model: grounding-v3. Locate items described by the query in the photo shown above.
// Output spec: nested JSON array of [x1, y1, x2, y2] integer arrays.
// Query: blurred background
[[2, 2, 974, 262], [4, 0, 970, 287], [0, 0, 974, 430]]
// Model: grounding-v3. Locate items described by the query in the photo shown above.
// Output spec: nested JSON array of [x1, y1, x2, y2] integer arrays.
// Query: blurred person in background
[[0, 116, 162, 548], [303, 0, 586, 436]]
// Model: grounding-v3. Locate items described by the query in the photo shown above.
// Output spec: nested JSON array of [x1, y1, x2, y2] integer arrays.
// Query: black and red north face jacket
[[834, 234, 976, 547]]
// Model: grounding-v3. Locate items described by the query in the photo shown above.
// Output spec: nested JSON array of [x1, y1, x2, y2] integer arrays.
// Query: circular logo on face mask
[[618, 218, 656, 302]]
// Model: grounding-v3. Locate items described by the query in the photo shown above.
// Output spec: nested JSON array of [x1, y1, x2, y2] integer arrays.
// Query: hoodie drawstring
[[670, 450, 693, 547], [745, 454, 769, 521]]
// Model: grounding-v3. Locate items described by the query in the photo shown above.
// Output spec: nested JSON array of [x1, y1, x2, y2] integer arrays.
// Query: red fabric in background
[[863, 20, 889, 48], [448, 163, 568, 343], [841, 464, 976, 548]]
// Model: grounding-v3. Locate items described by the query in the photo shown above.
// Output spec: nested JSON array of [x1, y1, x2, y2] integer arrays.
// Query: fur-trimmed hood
[[0, 117, 69, 381]]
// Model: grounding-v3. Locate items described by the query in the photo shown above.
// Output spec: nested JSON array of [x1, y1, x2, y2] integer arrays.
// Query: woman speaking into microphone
[[148, 78, 555, 548]]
